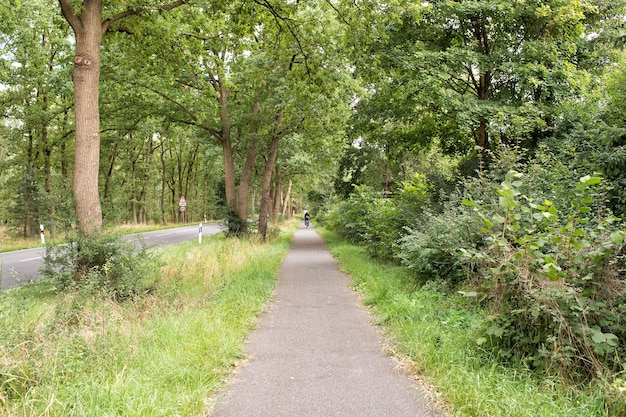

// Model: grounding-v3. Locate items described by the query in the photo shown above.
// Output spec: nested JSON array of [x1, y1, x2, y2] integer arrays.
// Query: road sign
[[179, 196, 187, 212]]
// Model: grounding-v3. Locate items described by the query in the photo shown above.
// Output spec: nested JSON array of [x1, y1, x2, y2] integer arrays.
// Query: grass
[[318, 227, 622, 417], [0, 223, 198, 253], [0, 221, 296, 416]]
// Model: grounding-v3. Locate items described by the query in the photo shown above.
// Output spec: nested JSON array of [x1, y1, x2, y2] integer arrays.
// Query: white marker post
[[199, 223, 203, 244], [179, 196, 187, 224], [40, 224, 45, 244]]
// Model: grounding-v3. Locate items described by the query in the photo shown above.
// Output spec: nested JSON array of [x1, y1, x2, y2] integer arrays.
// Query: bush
[[327, 186, 403, 260], [399, 210, 482, 286], [42, 233, 160, 301], [461, 170, 626, 381]]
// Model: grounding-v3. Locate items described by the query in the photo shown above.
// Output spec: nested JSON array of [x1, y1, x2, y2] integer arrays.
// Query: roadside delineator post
[[199, 223, 203, 244], [40, 224, 45, 244]]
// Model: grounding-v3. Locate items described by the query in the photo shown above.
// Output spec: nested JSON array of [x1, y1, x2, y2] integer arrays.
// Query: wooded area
[[1, 0, 626, 398], [2, 0, 622, 236], [1, 0, 350, 239]]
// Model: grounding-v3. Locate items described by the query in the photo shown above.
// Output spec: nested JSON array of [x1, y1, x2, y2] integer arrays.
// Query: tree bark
[[236, 100, 261, 226], [59, 0, 105, 235], [281, 179, 292, 216], [258, 111, 283, 239], [58, 0, 188, 234], [160, 141, 167, 223], [272, 169, 284, 225]]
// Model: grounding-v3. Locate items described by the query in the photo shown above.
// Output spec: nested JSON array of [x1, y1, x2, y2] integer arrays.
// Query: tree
[[57, 0, 188, 236], [0, 0, 74, 237], [105, 0, 353, 236], [342, 0, 623, 158]]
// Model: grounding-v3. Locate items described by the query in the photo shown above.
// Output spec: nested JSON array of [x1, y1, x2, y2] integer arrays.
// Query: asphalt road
[[209, 225, 442, 417], [0, 223, 224, 290]]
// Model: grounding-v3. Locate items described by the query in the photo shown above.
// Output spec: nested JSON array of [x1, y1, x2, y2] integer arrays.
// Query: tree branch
[[323, 0, 350, 27], [253, 0, 312, 77], [130, 80, 221, 139], [102, 0, 189, 33], [57, 0, 81, 32]]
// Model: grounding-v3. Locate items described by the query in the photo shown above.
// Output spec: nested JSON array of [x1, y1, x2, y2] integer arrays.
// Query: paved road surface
[[0, 223, 224, 290], [210, 225, 442, 417]]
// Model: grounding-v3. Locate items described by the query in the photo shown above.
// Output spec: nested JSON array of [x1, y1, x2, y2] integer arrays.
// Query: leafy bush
[[328, 176, 438, 261], [461, 171, 626, 381], [326, 185, 404, 260], [399, 210, 482, 286], [42, 233, 160, 301]]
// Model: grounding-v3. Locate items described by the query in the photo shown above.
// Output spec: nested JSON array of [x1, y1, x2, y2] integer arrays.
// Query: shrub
[[461, 171, 626, 381], [328, 186, 403, 260], [42, 233, 160, 301], [399, 210, 482, 286]]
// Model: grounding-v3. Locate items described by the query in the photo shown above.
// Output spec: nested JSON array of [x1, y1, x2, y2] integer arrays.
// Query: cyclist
[[303, 210, 311, 227]]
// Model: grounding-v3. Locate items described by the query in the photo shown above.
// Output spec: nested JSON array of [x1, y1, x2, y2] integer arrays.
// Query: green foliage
[[399, 210, 481, 286], [42, 233, 160, 301], [461, 171, 626, 380], [327, 185, 401, 260], [6, 172, 50, 238], [343, 0, 624, 157], [224, 208, 248, 237], [595, 59, 626, 217], [0, 224, 294, 416], [328, 174, 439, 261], [329, 144, 626, 385], [321, 226, 624, 417]]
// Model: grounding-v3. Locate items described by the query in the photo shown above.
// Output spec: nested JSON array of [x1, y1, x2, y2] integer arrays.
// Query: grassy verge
[[0, 221, 295, 416], [318, 227, 618, 417], [0, 223, 202, 253]]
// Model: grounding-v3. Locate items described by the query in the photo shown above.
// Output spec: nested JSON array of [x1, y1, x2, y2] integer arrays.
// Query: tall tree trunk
[[476, 71, 491, 150], [103, 141, 119, 202], [160, 142, 167, 223], [129, 135, 139, 225], [272, 169, 284, 225], [221, 139, 238, 216], [258, 111, 283, 239], [236, 101, 261, 226], [476, 119, 489, 149], [281, 179, 292, 216], [59, 0, 104, 235], [43, 121, 56, 237], [138, 135, 154, 224], [58, 0, 188, 234]]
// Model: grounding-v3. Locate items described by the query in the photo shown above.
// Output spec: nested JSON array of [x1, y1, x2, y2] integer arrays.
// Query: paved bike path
[[210, 226, 442, 417]]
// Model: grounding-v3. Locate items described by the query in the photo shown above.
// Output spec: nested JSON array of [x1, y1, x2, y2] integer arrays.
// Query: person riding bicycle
[[303, 210, 311, 227]]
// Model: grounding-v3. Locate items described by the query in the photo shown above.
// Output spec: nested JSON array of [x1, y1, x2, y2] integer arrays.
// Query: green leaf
[[486, 325, 504, 338], [586, 176, 602, 185], [610, 231, 624, 244], [492, 214, 506, 224], [591, 329, 608, 344]]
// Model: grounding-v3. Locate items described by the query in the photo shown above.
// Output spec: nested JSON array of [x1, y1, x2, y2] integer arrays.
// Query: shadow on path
[[209, 225, 443, 417]]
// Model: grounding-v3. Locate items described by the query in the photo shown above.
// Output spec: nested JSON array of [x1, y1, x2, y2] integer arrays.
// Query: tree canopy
[[1, 0, 625, 234]]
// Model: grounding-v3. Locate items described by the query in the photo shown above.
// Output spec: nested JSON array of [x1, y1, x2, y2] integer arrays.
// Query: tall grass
[[1, 223, 295, 416], [318, 227, 619, 417]]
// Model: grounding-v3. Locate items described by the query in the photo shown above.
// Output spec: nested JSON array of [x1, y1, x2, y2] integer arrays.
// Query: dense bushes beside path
[[320, 147, 626, 385]]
